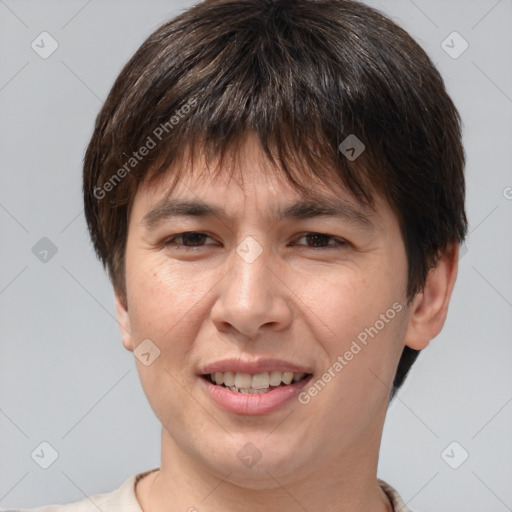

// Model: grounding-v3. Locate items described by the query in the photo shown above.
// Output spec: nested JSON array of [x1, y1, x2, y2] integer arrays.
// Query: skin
[[115, 130, 459, 512]]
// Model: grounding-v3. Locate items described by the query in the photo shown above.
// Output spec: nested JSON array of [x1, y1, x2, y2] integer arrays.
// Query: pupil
[[184, 232, 205, 246], [307, 234, 328, 247]]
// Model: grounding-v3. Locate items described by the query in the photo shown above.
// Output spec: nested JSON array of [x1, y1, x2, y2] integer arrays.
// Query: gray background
[[1, 0, 511, 510]]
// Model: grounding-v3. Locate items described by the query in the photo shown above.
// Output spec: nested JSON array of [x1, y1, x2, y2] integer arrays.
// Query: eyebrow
[[142, 197, 375, 230]]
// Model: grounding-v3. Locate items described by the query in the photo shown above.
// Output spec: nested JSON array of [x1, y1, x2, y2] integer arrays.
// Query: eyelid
[[163, 231, 349, 250], [163, 232, 217, 248], [293, 233, 349, 250]]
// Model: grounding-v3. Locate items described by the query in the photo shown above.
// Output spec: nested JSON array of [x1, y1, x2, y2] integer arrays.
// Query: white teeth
[[241, 388, 268, 394], [269, 370, 282, 386], [208, 370, 308, 392], [234, 372, 252, 389], [252, 372, 270, 389], [223, 371, 235, 387], [281, 372, 293, 385]]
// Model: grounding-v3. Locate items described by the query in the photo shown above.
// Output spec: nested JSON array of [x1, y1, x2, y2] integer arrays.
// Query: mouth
[[198, 358, 314, 415], [201, 371, 312, 394]]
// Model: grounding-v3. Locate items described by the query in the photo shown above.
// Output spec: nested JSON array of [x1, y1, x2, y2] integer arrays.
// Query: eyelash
[[163, 232, 348, 251]]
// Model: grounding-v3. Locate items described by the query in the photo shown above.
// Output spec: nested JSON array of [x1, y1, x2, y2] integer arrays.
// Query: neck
[[137, 426, 393, 512]]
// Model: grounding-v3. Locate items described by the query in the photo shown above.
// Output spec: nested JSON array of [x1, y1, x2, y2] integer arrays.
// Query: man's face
[[118, 132, 412, 486]]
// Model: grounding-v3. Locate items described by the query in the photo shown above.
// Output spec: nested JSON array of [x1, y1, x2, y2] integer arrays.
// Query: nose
[[210, 237, 293, 340]]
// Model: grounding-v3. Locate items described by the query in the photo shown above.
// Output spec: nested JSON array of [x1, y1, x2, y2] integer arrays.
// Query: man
[[16, 0, 466, 510]]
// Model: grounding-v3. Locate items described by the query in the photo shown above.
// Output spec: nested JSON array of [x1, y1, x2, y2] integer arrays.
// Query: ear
[[403, 243, 460, 350], [114, 292, 134, 352]]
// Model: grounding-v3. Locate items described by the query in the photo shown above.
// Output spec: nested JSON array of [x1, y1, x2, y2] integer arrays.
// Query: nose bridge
[[232, 234, 270, 306], [210, 233, 292, 338]]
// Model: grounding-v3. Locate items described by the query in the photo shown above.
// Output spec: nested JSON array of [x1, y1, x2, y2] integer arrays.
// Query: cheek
[[124, 254, 206, 424], [125, 252, 209, 338], [296, 261, 402, 344], [297, 258, 408, 407]]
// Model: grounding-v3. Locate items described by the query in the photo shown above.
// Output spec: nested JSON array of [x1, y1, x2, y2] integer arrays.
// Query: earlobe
[[114, 292, 134, 352], [404, 243, 460, 350]]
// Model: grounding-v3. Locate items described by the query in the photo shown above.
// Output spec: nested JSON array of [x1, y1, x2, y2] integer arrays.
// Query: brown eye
[[293, 233, 348, 250], [165, 232, 212, 248]]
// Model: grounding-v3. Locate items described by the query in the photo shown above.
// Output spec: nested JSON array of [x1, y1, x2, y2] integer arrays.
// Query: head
[[83, 0, 466, 485]]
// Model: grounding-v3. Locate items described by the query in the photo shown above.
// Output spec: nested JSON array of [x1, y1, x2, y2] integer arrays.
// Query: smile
[[199, 371, 313, 415], [203, 371, 310, 394]]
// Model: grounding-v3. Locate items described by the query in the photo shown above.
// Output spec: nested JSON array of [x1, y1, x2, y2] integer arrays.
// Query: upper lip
[[200, 358, 312, 375]]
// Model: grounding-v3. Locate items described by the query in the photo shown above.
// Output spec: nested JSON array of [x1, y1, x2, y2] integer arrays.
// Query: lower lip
[[199, 375, 313, 415]]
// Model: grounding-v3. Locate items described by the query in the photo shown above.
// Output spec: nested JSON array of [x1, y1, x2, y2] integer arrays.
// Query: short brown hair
[[83, 0, 467, 397]]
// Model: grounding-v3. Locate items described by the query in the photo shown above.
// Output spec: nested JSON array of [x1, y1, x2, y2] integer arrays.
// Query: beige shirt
[[10, 468, 415, 512]]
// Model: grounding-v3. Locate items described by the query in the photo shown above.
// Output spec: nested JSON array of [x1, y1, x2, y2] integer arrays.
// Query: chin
[[199, 433, 313, 488]]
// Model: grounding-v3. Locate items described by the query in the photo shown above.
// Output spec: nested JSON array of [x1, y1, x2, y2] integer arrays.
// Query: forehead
[[130, 132, 392, 229], [140, 133, 343, 198]]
